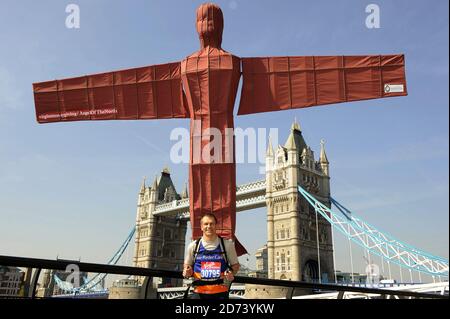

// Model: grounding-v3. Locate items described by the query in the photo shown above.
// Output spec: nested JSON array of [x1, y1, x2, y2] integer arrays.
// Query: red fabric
[[182, 48, 246, 255], [32, 4, 408, 258], [33, 62, 189, 123], [238, 55, 407, 115], [183, 3, 248, 256]]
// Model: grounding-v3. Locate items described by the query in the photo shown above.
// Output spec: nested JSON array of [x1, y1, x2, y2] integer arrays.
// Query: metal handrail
[[0, 255, 446, 299]]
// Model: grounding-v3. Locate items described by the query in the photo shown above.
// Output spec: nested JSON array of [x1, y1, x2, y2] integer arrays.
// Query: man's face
[[201, 216, 216, 237]]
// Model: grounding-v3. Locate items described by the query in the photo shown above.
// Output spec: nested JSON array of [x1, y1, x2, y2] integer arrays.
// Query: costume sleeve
[[225, 239, 239, 266], [33, 61, 189, 123], [238, 55, 407, 115], [184, 241, 196, 266]]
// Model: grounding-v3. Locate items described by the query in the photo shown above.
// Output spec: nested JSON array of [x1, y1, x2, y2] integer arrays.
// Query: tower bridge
[[43, 121, 448, 297], [133, 121, 448, 289], [134, 121, 334, 287]]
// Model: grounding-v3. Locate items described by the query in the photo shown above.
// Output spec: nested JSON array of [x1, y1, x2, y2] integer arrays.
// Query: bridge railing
[[0, 255, 446, 299]]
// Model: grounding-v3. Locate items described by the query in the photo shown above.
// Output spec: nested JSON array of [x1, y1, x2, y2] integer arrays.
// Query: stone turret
[[181, 182, 189, 199], [255, 119, 334, 297], [319, 140, 329, 176], [133, 168, 187, 289]]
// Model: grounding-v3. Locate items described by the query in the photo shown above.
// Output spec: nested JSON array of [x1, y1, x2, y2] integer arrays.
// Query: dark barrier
[[0, 255, 446, 299]]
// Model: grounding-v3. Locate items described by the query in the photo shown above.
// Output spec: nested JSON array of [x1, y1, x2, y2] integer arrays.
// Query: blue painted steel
[[330, 197, 448, 263], [54, 227, 135, 293], [298, 185, 448, 277]]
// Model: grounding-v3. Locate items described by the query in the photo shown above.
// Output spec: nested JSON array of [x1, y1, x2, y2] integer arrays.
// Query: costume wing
[[33, 62, 189, 123], [238, 55, 407, 115]]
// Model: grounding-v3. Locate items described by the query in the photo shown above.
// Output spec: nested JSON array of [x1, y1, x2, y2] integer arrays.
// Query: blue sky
[[0, 0, 448, 281]]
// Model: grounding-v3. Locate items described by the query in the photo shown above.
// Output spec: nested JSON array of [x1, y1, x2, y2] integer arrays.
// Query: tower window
[[277, 171, 283, 181], [164, 229, 172, 240]]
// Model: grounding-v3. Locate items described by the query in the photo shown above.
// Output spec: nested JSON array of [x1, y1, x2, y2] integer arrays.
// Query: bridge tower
[[133, 168, 187, 287], [265, 121, 334, 283]]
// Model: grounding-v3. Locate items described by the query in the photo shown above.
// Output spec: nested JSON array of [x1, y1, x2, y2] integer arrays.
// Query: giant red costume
[[33, 3, 407, 256]]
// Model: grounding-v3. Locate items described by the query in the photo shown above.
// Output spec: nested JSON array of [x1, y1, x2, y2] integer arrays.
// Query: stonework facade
[[265, 121, 334, 283], [254, 244, 268, 278], [133, 168, 187, 288]]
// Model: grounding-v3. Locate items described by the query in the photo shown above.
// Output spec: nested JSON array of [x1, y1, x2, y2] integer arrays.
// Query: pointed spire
[[266, 135, 274, 157], [291, 117, 301, 132], [140, 176, 146, 194], [320, 139, 329, 164], [152, 175, 158, 190], [162, 166, 170, 175], [181, 182, 189, 199], [284, 130, 297, 150]]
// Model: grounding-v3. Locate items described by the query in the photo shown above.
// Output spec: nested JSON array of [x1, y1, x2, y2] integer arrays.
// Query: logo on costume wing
[[384, 84, 404, 93]]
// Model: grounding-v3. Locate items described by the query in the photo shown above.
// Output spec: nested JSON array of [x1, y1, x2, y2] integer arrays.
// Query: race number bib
[[200, 262, 221, 279]]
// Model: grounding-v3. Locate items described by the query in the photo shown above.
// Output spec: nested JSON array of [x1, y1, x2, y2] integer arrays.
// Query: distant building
[[334, 270, 383, 284], [237, 264, 254, 277], [108, 278, 142, 299], [254, 245, 268, 278], [0, 266, 24, 297]]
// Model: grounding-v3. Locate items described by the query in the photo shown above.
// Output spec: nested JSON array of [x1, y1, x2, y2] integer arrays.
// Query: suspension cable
[[347, 223, 355, 284], [299, 186, 449, 282], [331, 224, 337, 283], [399, 264, 404, 283], [408, 255, 413, 283], [388, 260, 392, 280], [314, 204, 322, 284]]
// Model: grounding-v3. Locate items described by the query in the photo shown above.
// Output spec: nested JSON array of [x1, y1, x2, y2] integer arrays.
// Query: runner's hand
[[183, 265, 193, 278], [224, 270, 234, 281]]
